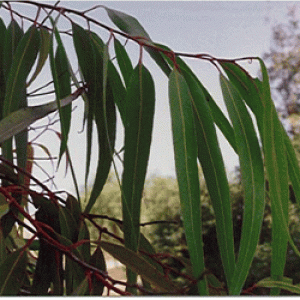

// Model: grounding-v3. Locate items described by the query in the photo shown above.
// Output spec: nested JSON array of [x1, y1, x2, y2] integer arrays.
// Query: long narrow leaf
[[168, 68, 207, 295], [220, 74, 265, 295], [100, 241, 178, 293], [259, 60, 290, 295], [182, 69, 235, 287], [83, 32, 117, 213], [121, 64, 155, 289], [114, 38, 133, 87], [0, 88, 85, 145]]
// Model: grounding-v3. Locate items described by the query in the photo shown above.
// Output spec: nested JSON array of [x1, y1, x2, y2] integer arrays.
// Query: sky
[[0, 1, 298, 195]]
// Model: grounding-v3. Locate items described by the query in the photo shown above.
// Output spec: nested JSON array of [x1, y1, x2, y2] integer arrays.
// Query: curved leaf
[[3, 25, 40, 116], [168, 68, 207, 295], [220, 74, 265, 295], [259, 60, 290, 295], [100, 241, 179, 293], [27, 27, 50, 87], [3, 20, 23, 82], [89, 246, 107, 295], [121, 64, 155, 251], [114, 38, 133, 87], [0, 88, 85, 145], [182, 69, 235, 287], [256, 277, 300, 294], [50, 22, 72, 163], [103, 7, 170, 76]]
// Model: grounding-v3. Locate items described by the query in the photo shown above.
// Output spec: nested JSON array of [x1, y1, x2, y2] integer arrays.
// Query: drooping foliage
[[0, 1, 300, 296]]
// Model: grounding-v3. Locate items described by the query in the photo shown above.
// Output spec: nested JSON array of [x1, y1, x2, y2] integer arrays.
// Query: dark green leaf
[[0, 248, 27, 295], [114, 38, 133, 87], [89, 246, 106, 295], [27, 27, 50, 86]]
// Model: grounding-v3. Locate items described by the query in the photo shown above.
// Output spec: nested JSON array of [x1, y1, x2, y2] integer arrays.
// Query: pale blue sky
[[0, 1, 297, 195]]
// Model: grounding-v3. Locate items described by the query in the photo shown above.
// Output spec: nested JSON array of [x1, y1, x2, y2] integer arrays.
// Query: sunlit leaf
[[256, 277, 300, 294]]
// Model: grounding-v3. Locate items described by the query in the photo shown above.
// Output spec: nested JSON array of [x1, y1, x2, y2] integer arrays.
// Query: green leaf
[[50, 23, 72, 164], [72, 276, 89, 296], [3, 20, 23, 82], [103, 7, 170, 76], [122, 64, 155, 251], [103, 6, 151, 42], [182, 69, 235, 287], [72, 23, 96, 189], [0, 88, 84, 145], [168, 68, 207, 295], [89, 246, 107, 295], [82, 33, 117, 213], [220, 74, 265, 295], [0, 248, 27, 295], [121, 64, 155, 290], [27, 27, 50, 87], [156, 43, 237, 152], [258, 59, 290, 295], [100, 241, 179, 293], [256, 277, 300, 294], [3, 25, 40, 117], [59, 206, 78, 242], [114, 38, 133, 87], [65, 193, 81, 225]]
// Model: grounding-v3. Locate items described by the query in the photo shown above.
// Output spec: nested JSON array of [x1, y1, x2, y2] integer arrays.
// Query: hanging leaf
[[27, 27, 50, 87], [114, 38, 133, 87], [50, 22, 72, 164], [220, 74, 265, 295], [258, 59, 290, 295], [182, 69, 235, 287], [168, 68, 207, 295], [89, 246, 107, 295], [121, 64, 155, 251], [3, 20, 23, 82]]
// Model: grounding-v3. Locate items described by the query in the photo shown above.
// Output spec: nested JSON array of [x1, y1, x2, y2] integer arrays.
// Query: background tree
[[263, 5, 300, 135]]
